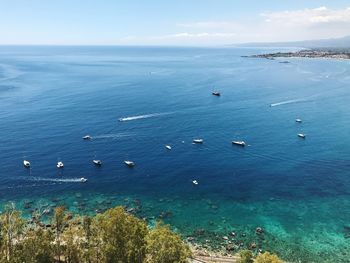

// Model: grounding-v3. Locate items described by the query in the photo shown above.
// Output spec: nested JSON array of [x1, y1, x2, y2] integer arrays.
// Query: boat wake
[[30, 177, 86, 183], [270, 98, 309, 107], [118, 112, 173, 122], [93, 132, 135, 139]]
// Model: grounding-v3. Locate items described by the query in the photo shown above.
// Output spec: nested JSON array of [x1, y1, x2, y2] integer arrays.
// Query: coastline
[[4, 190, 349, 263], [247, 49, 350, 60]]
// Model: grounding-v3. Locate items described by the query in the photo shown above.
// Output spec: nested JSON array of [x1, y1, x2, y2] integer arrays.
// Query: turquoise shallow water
[[0, 46, 350, 262]]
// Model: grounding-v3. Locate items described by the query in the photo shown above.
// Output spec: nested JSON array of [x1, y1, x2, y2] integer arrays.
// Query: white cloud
[[116, 6, 350, 45], [117, 32, 237, 46], [159, 32, 237, 38], [261, 6, 350, 25], [176, 21, 242, 31], [257, 6, 350, 42]]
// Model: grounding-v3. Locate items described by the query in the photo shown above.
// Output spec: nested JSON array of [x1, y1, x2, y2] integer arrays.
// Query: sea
[[0, 46, 349, 262]]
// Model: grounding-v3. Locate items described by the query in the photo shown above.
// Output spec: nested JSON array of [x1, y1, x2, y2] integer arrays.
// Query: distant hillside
[[235, 35, 350, 49]]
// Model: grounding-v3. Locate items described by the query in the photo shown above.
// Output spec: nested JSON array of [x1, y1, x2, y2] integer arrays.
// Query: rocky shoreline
[[248, 49, 350, 60], [18, 196, 269, 259]]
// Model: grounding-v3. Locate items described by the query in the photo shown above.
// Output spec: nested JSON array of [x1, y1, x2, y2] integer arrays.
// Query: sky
[[0, 0, 350, 45]]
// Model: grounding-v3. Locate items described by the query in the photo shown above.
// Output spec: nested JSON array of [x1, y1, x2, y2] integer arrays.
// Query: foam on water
[[270, 98, 310, 107], [30, 177, 87, 183], [118, 112, 174, 122], [93, 132, 136, 139]]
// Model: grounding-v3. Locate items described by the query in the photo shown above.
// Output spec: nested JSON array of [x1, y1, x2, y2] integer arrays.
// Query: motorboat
[[57, 161, 64, 168], [295, 119, 302, 123], [23, 160, 31, 168], [192, 180, 199, 185], [82, 135, 92, 140], [93, 159, 102, 166], [124, 160, 135, 167], [232, 141, 246, 147], [298, 133, 306, 139], [80, 178, 87, 183], [193, 139, 203, 144], [212, 91, 221, 96], [165, 145, 172, 150]]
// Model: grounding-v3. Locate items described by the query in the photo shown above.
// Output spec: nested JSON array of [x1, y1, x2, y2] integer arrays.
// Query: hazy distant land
[[249, 48, 350, 60], [237, 35, 350, 60]]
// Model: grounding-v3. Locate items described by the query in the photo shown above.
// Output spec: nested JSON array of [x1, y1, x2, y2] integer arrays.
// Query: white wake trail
[[118, 112, 173, 122], [270, 98, 309, 107], [30, 177, 86, 183], [93, 132, 135, 139]]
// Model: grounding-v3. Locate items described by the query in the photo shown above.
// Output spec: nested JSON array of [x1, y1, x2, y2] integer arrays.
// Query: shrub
[[255, 252, 283, 263], [238, 249, 254, 263], [146, 222, 191, 263]]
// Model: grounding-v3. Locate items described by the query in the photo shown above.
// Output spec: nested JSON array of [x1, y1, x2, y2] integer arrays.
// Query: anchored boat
[[93, 159, 102, 166], [57, 161, 64, 168], [193, 139, 203, 144], [124, 160, 135, 167], [23, 160, 31, 168]]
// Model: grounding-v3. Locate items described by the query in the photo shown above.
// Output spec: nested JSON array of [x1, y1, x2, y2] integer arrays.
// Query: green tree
[[0, 203, 25, 261], [255, 252, 283, 263], [15, 228, 55, 263], [238, 249, 254, 263], [52, 206, 66, 263], [95, 206, 148, 263], [81, 216, 93, 263], [146, 222, 191, 263], [62, 225, 81, 263]]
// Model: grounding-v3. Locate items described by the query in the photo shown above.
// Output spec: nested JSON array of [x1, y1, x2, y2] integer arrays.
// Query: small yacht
[[124, 160, 135, 167], [298, 133, 306, 139], [193, 139, 203, 144], [93, 159, 102, 166], [57, 161, 64, 168], [23, 160, 31, 168], [232, 141, 246, 147], [192, 180, 199, 185], [212, 91, 221, 96], [83, 135, 92, 140], [165, 145, 172, 150], [80, 177, 88, 183], [295, 119, 302, 123]]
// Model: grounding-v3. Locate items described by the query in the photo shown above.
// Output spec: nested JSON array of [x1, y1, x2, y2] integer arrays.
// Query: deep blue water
[[0, 46, 350, 262]]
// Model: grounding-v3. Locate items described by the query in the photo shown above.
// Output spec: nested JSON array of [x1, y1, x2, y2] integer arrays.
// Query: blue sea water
[[0, 46, 350, 262]]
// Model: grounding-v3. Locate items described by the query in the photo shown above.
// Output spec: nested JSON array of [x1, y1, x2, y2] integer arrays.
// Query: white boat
[[193, 139, 203, 144], [23, 160, 31, 168], [295, 119, 302, 123], [165, 145, 172, 150], [57, 161, 64, 168], [93, 159, 102, 166], [192, 180, 198, 185], [298, 133, 306, 139], [82, 135, 92, 140], [232, 141, 246, 147], [124, 160, 135, 167], [80, 177, 87, 183]]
